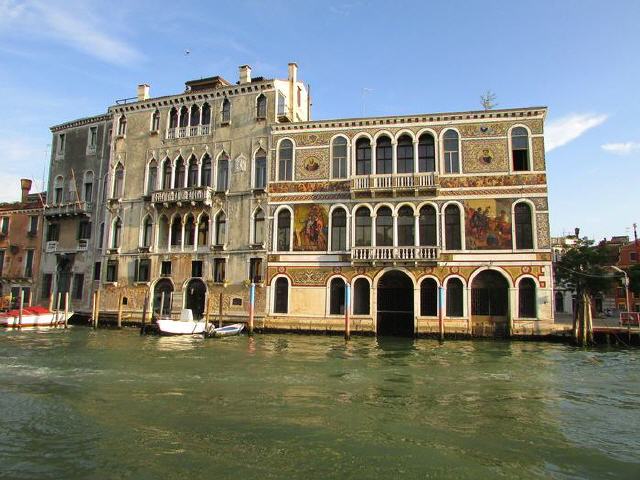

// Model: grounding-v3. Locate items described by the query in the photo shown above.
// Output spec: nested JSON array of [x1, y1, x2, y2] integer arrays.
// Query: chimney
[[137, 84, 150, 101], [288, 62, 298, 85], [20, 178, 32, 203], [574, 227, 580, 238], [239, 65, 252, 84]]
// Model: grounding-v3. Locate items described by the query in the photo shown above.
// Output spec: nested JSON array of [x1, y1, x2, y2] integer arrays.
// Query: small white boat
[[157, 309, 206, 336], [207, 323, 245, 338], [0, 306, 73, 328]]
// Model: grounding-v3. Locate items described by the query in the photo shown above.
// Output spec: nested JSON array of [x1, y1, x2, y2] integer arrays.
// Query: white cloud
[[545, 113, 608, 152], [0, 0, 143, 66], [601, 141, 640, 155]]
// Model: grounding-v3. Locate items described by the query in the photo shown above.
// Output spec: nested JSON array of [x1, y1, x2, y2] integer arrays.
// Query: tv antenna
[[480, 90, 498, 110]]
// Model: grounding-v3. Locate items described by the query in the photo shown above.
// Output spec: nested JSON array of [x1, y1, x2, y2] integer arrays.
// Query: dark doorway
[[377, 270, 414, 336], [153, 279, 174, 316], [56, 256, 73, 309], [471, 270, 509, 335], [185, 279, 207, 319]]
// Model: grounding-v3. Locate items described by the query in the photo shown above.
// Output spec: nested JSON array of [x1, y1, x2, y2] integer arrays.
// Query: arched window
[[215, 212, 226, 246], [419, 205, 437, 246], [446, 278, 463, 317], [147, 160, 157, 193], [151, 109, 160, 131], [253, 209, 265, 245], [53, 175, 64, 203], [355, 207, 372, 246], [277, 209, 291, 251], [162, 158, 172, 189], [170, 216, 182, 246], [418, 133, 436, 172], [519, 278, 536, 318], [111, 217, 122, 249], [278, 140, 293, 181], [216, 153, 229, 191], [353, 278, 370, 315], [187, 156, 198, 187], [397, 206, 414, 246], [512, 127, 530, 171], [444, 204, 462, 250], [256, 94, 267, 119], [331, 208, 347, 251], [221, 98, 231, 124], [201, 154, 212, 187], [514, 203, 534, 249], [254, 148, 267, 189], [117, 115, 127, 136], [190, 104, 200, 126], [158, 215, 169, 249], [356, 138, 372, 175], [329, 278, 346, 315], [376, 207, 393, 246], [198, 214, 209, 246], [169, 107, 178, 129], [83, 171, 94, 202], [443, 130, 460, 174], [142, 216, 152, 248], [420, 278, 438, 316], [201, 103, 211, 125], [331, 137, 348, 179], [184, 215, 195, 246], [274, 277, 289, 313], [174, 157, 185, 189], [113, 163, 124, 198], [376, 136, 392, 174], [396, 134, 414, 173], [179, 106, 189, 128]]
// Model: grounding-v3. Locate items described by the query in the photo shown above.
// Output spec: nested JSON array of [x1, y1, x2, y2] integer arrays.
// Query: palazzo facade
[[43, 63, 554, 335]]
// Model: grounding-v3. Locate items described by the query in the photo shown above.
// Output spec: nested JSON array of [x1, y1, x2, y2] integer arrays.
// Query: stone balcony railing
[[151, 186, 213, 205], [351, 172, 438, 193], [351, 246, 439, 263], [44, 201, 92, 217], [165, 124, 211, 140]]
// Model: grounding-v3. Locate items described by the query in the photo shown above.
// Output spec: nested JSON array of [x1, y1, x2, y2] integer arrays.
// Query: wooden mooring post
[[248, 283, 255, 336], [204, 293, 211, 335], [117, 293, 124, 329], [94, 289, 101, 328], [140, 293, 148, 335], [218, 290, 223, 328], [56, 292, 62, 327], [344, 283, 351, 341], [438, 285, 445, 341], [18, 287, 24, 328], [64, 292, 69, 328]]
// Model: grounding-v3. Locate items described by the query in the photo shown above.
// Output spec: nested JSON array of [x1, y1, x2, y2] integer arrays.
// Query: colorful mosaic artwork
[[293, 204, 329, 251], [464, 199, 512, 250], [269, 181, 350, 193], [440, 173, 546, 189]]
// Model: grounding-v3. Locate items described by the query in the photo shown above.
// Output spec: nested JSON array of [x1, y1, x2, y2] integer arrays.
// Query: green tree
[[555, 239, 615, 345]]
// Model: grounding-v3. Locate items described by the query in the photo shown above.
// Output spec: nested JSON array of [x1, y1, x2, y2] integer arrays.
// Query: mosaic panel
[[440, 173, 546, 189], [462, 140, 509, 173], [532, 137, 546, 171], [294, 148, 329, 180], [532, 197, 548, 211], [536, 212, 550, 249], [464, 199, 512, 250], [269, 181, 350, 194], [293, 204, 329, 251], [440, 187, 547, 196]]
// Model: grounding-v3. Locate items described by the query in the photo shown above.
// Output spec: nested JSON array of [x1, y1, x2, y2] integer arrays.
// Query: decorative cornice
[[272, 107, 548, 133], [50, 113, 111, 133]]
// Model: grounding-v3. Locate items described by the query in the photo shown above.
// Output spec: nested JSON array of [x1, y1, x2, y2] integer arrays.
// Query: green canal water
[[1, 329, 639, 479]]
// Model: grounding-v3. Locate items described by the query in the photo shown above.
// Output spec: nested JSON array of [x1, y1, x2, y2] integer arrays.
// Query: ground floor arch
[[184, 278, 207, 319], [376, 270, 414, 336], [470, 269, 510, 335], [153, 279, 174, 316]]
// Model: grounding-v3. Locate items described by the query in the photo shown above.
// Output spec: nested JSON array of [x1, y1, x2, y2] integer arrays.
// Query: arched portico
[[470, 269, 510, 336], [153, 278, 174, 316], [184, 278, 207, 319], [376, 270, 414, 336]]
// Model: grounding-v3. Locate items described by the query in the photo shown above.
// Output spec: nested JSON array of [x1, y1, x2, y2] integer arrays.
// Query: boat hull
[[0, 312, 73, 328], [157, 319, 206, 335], [209, 323, 245, 337]]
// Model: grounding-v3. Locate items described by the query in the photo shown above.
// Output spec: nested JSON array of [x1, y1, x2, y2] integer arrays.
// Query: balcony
[[45, 241, 58, 253], [77, 239, 89, 251], [165, 124, 211, 140], [351, 172, 438, 196], [151, 186, 213, 206], [44, 201, 92, 217], [351, 246, 439, 264]]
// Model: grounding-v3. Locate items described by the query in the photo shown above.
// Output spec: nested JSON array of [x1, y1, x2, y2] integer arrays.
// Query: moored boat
[[156, 309, 206, 336], [207, 323, 245, 338], [0, 306, 73, 328]]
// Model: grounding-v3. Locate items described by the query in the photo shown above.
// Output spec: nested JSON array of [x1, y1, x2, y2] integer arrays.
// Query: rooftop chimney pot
[[20, 178, 32, 203], [137, 84, 150, 101], [239, 65, 252, 84]]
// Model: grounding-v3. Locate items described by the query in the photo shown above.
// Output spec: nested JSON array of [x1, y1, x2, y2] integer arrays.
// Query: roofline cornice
[[50, 113, 111, 133]]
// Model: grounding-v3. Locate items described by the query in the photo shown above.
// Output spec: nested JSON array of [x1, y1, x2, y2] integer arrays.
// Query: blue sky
[[0, 0, 638, 241]]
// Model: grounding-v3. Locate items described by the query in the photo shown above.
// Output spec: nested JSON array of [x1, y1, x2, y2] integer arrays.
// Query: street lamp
[[610, 265, 630, 313]]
